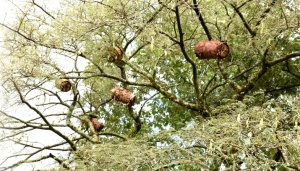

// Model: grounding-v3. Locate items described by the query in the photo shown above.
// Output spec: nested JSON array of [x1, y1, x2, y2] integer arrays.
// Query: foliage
[[0, 0, 300, 170]]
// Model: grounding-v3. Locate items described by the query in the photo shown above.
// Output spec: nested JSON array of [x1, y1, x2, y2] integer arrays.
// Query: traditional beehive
[[55, 79, 72, 92], [194, 41, 229, 59], [89, 116, 104, 132], [100, 46, 125, 67], [110, 86, 136, 106]]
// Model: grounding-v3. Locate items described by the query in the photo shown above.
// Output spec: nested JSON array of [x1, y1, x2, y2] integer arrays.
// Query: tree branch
[[0, 155, 52, 171], [267, 52, 300, 66], [49, 153, 73, 170], [99, 132, 128, 141], [192, 0, 212, 40], [235, 51, 300, 99], [63, 74, 152, 87], [175, 5, 203, 110], [65, 88, 100, 143], [265, 84, 300, 94], [230, 3, 256, 37], [159, 30, 180, 44], [11, 80, 77, 151], [123, 6, 164, 52], [254, 0, 277, 28], [0, 111, 51, 130], [32, 0, 56, 19], [283, 60, 300, 79], [126, 61, 199, 111]]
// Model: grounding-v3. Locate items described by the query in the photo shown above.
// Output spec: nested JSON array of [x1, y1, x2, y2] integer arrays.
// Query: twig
[[32, 0, 56, 19], [11, 79, 77, 150], [126, 61, 199, 111], [230, 3, 256, 37]]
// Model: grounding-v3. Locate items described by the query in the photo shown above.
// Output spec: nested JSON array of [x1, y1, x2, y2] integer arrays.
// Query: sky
[[0, 0, 62, 104], [0, 0, 15, 22], [0, 1, 64, 170], [0, 0, 22, 107], [0, 0, 15, 104], [0, 1, 92, 170]]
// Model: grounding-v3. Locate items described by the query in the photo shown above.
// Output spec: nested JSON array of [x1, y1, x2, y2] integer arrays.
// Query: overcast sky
[[0, 1, 61, 170], [0, 0, 21, 27], [0, 1, 13, 109]]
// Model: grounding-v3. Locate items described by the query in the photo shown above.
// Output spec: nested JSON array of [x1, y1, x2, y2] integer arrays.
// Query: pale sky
[[0, 0, 20, 106], [0, 0, 24, 30], [0, 0, 11, 18], [0, 1, 64, 170]]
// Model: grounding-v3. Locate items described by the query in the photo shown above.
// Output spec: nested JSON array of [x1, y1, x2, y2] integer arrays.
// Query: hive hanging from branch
[[89, 116, 104, 132], [55, 79, 72, 92], [110, 86, 136, 106], [100, 46, 125, 67], [194, 41, 229, 59]]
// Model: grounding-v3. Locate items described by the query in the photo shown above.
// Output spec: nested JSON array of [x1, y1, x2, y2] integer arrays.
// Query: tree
[[0, 0, 300, 170]]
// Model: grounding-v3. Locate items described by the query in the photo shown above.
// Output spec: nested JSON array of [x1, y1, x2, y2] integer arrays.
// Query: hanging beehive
[[55, 79, 72, 92], [100, 46, 125, 67], [194, 41, 229, 59], [89, 116, 104, 132], [110, 86, 136, 106]]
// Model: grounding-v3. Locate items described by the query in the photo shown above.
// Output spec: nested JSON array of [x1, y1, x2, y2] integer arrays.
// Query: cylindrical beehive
[[55, 79, 72, 92], [89, 117, 104, 132], [110, 86, 136, 106], [100, 46, 124, 66], [194, 41, 229, 59]]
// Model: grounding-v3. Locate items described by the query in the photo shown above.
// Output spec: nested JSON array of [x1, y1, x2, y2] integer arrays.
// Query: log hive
[[55, 79, 72, 92], [89, 117, 104, 132], [194, 41, 229, 59], [101, 46, 125, 66], [110, 86, 136, 106]]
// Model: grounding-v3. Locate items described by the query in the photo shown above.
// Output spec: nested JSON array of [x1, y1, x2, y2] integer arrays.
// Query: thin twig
[[32, 0, 56, 19]]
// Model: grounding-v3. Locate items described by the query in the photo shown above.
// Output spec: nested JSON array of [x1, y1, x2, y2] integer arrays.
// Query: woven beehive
[[55, 79, 72, 92], [194, 41, 229, 59], [89, 117, 104, 132], [110, 86, 136, 106], [101, 46, 125, 66]]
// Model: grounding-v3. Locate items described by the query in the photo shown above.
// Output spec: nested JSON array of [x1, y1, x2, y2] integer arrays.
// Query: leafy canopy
[[0, 0, 300, 170]]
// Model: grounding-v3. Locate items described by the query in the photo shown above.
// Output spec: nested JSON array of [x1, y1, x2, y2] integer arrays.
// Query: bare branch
[[32, 0, 56, 19], [11, 79, 77, 151]]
